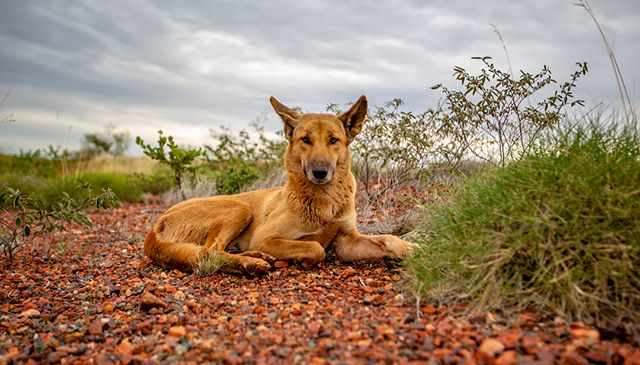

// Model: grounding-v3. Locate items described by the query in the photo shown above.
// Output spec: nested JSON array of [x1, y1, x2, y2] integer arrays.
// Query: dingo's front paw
[[240, 256, 272, 276], [239, 250, 276, 265], [382, 235, 416, 258]]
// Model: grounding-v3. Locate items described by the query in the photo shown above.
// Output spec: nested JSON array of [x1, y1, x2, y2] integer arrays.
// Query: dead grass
[[75, 155, 160, 175]]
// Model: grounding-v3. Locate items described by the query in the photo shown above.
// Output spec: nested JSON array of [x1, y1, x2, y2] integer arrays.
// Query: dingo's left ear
[[339, 95, 367, 142], [270, 96, 301, 141]]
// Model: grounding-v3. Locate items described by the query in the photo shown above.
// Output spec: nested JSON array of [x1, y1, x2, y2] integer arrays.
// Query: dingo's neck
[[283, 166, 355, 225]]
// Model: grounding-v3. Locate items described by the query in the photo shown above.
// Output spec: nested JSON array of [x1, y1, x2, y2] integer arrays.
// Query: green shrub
[[0, 183, 119, 262], [212, 162, 261, 196], [431, 57, 588, 166], [406, 122, 640, 328], [133, 170, 174, 196], [136, 130, 204, 199], [205, 123, 286, 194]]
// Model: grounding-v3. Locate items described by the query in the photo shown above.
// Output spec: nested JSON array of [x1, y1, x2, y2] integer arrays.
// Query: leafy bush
[[432, 57, 588, 166], [205, 123, 286, 194], [136, 130, 204, 199], [405, 122, 640, 329], [212, 163, 260, 196], [0, 183, 119, 262], [133, 171, 174, 196], [343, 58, 588, 199], [340, 99, 440, 202]]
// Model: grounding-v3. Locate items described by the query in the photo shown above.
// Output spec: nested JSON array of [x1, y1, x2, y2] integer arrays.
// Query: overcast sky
[[0, 0, 638, 154]]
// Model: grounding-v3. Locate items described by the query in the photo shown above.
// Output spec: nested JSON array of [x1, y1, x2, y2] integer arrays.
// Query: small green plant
[[0, 182, 120, 262], [406, 121, 640, 329], [195, 252, 234, 277], [136, 130, 204, 199], [133, 171, 174, 196]]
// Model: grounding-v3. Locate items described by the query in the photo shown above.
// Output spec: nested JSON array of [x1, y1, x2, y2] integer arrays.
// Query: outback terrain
[[1, 202, 639, 365]]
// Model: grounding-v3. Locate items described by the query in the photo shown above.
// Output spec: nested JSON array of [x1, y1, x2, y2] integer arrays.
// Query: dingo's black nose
[[312, 168, 328, 180]]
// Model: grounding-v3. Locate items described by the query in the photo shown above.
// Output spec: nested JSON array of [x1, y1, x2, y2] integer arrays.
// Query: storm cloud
[[0, 0, 638, 152]]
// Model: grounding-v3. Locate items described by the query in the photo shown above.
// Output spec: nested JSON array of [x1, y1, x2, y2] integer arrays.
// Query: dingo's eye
[[301, 136, 312, 144], [329, 137, 340, 145]]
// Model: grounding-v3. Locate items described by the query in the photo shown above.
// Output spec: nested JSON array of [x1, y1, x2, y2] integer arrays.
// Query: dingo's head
[[270, 95, 367, 185]]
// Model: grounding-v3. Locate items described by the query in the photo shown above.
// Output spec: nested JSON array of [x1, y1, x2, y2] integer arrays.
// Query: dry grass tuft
[[406, 121, 640, 334]]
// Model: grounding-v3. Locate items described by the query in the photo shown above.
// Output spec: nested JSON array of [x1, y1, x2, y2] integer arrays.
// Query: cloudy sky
[[0, 0, 638, 154]]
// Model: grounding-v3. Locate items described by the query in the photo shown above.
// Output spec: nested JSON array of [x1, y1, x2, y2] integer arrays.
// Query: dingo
[[144, 96, 413, 275]]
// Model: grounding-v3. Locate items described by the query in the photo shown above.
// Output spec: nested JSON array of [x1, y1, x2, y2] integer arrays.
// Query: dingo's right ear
[[270, 96, 301, 141]]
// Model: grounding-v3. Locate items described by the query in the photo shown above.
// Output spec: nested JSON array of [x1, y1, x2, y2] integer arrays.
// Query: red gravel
[[1, 203, 639, 364]]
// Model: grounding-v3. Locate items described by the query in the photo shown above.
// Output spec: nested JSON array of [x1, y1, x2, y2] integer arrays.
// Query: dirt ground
[[1, 203, 639, 364]]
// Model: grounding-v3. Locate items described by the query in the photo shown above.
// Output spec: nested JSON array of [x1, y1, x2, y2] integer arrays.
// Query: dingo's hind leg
[[145, 200, 274, 275]]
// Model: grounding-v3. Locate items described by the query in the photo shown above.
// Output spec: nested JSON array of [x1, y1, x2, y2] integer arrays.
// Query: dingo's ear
[[270, 96, 301, 141], [339, 95, 367, 143]]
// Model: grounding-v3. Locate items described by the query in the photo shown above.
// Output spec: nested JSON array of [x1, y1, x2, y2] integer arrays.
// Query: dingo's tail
[[143, 230, 201, 271]]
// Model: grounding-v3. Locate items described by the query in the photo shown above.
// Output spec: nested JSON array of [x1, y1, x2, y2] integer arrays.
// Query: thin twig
[[490, 24, 513, 78]]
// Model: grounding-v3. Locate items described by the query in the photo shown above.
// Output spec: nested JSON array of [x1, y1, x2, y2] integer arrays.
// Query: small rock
[[423, 336, 435, 351], [392, 294, 405, 306], [561, 351, 589, 365], [119, 353, 133, 365], [495, 350, 518, 365], [341, 267, 357, 278], [168, 325, 186, 337], [360, 285, 375, 294], [117, 338, 135, 355], [140, 292, 167, 311], [19, 309, 41, 318], [88, 318, 104, 335], [308, 321, 322, 337], [199, 339, 213, 352], [521, 335, 540, 355], [421, 305, 437, 315], [624, 349, 640, 365], [174, 344, 188, 356], [570, 328, 600, 342], [584, 349, 609, 364], [174, 290, 186, 301], [64, 331, 84, 343], [94, 353, 116, 365], [479, 337, 505, 357], [274, 261, 289, 268], [499, 332, 521, 349], [48, 351, 64, 363]]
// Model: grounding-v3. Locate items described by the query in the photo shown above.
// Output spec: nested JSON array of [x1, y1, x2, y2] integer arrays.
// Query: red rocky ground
[[1, 203, 639, 364]]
